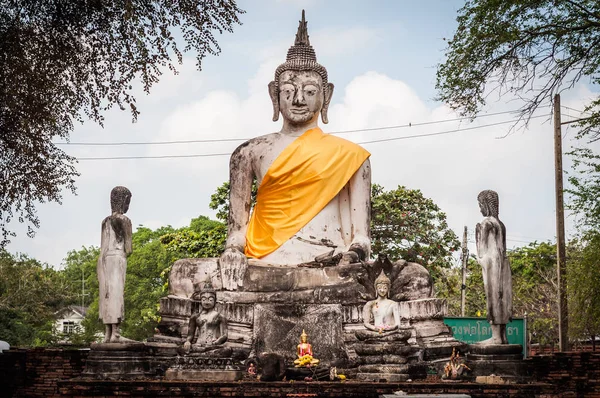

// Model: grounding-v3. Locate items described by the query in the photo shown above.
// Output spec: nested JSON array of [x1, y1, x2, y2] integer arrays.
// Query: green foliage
[[434, 258, 486, 318], [509, 242, 558, 345], [210, 181, 258, 222], [436, 0, 600, 137], [371, 184, 461, 279], [568, 232, 600, 341], [567, 147, 600, 230], [107, 225, 176, 340], [0, 250, 73, 346], [0, 0, 244, 247]]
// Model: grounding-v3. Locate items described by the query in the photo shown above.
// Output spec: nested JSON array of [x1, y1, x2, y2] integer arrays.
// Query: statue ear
[[321, 83, 334, 124], [268, 81, 279, 122]]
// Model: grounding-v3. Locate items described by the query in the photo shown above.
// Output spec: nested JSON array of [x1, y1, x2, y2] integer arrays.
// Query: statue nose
[[293, 89, 306, 105]]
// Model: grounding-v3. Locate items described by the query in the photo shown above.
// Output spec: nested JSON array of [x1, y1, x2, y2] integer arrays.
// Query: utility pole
[[461, 226, 468, 317], [554, 94, 569, 352]]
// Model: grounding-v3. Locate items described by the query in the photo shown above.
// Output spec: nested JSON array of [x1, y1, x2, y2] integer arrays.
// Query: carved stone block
[[252, 304, 346, 364]]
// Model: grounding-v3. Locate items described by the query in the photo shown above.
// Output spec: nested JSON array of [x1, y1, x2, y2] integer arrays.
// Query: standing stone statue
[[475, 190, 512, 345], [219, 10, 372, 290], [97, 186, 132, 343]]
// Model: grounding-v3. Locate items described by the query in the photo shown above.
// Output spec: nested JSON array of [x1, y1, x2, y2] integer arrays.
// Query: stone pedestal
[[165, 356, 242, 381], [399, 298, 465, 362], [467, 344, 528, 383], [84, 343, 148, 379]]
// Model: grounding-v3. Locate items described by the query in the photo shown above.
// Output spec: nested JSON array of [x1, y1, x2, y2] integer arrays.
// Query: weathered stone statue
[[219, 10, 372, 290], [475, 190, 512, 345], [355, 271, 410, 342], [97, 186, 132, 343], [183, 282, 230, 356]]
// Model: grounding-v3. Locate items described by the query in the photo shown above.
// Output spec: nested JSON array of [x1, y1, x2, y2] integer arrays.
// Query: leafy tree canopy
[[436, 0, 600, 137], [568, 231, 600, 342], [0, 0, 244, 247], [371, 184, 461, 278], [0, 250, 74, 346]]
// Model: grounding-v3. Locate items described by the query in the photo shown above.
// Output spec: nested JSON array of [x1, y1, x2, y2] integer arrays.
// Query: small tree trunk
[[592, 335, 596, 352]]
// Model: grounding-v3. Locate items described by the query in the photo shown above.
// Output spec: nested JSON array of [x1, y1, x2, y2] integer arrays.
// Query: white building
[[54, 305, 87, 337]]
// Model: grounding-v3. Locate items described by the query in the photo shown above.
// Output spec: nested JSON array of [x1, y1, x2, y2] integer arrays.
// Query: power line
[[55, 109, 524, 147], [357, 114, 549, 145], [561, 105, 592, 116], [75, 115, 549, 161]]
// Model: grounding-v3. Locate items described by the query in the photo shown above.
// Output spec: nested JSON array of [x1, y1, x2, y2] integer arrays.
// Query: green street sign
[[443, 317, 527, 357]]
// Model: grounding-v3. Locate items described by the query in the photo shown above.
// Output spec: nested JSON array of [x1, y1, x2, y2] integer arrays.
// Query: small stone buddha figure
[[219, 10, 372, 290], [294, 329, 320, 367], [475, 190, 512, 345], [97, 186, 133, 343], [183, 282, 230, 354], [355, 271, 410, 341]]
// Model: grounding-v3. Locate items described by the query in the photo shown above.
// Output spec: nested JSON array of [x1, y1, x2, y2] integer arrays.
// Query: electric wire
[[54, 109, 525, 147], [74, 114, 551, 161]]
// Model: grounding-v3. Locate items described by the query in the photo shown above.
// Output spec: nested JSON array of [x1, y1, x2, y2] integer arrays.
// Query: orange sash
[[245, 128, 370, 258]]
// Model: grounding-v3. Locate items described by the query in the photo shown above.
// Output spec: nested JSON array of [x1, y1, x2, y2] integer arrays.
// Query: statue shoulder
[[232, 133, 280, 158]]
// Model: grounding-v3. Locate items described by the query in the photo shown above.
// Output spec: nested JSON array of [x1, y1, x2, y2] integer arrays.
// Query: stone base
[[285, 366, 330, 381], [466, 344, 528, 382], [468, 344, 522, 355], [84, 343, 148, 379], [357, 372, 409, 382], [164, 369, 243, 381]]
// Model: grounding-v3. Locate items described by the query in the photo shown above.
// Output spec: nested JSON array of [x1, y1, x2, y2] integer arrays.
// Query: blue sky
[[7, 0, 598, 267], [203, 1, 463, 103]]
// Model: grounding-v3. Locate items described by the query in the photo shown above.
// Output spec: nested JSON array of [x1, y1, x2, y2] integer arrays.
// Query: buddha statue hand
[[348, 236, 370, 260], [183, 340, 192, 353], [219, 247, 248, 290]]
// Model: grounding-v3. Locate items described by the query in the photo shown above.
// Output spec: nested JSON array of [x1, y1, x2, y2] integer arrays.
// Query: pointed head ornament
[[274, 10, 328, 88], [374, 270, 391, 288], [270, 10, 333, 123]]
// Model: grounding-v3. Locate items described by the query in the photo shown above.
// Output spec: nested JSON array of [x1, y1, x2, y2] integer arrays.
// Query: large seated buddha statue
[[164, 11, 435, 301], [218, 11, 372, 291]]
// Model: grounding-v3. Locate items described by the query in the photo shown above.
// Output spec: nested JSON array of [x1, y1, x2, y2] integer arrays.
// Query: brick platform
[[1, 349, 600, 397], [57, 379, 555, 398]]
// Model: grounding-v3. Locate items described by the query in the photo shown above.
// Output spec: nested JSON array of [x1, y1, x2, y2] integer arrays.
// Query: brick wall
[[57, 379, 556, 398], [0, 348, 88, 398], [529, 351, 600, 397], [1, 349, 599, 398]]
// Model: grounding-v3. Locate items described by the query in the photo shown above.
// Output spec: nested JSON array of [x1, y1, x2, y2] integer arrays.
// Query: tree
[[0, 0, 244, 247], [436, 0, 600, 137], [371, 185, 461, 279], [0, 250, 73, 346], [567, 147, 600, 230], [568, 232, 600, 346], [509, 242, 559, 346], [209, 181, 257, 222]]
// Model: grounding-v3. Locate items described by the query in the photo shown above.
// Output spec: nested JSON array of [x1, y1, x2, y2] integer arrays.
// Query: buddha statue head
[[300, 329, 309, 344], [110, 186, 131, 215], [374, 270, 391, 299], [269, 10, 334, 125], [193, 281, 217, 310], [477, 190, 499, 218]]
